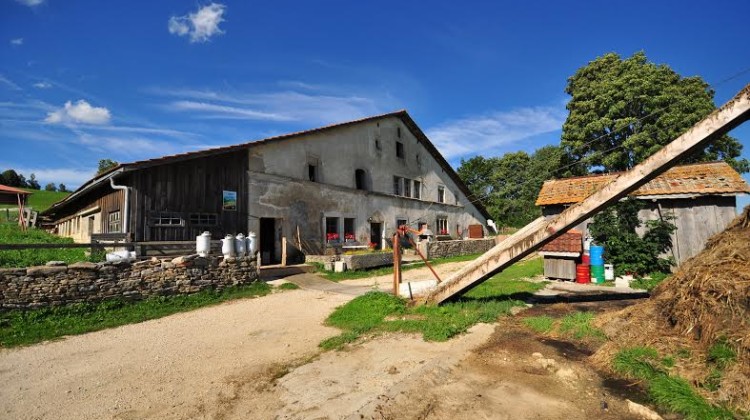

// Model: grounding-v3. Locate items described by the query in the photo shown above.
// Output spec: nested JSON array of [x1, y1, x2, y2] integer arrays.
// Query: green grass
[[0, 282, 271, 347], [523, 315, 555, 333], [321, 291, 523, 350], [0, 189, 70, 213], [612, 346, 735, 419], [631, 272, 670, 292], [315, 253, 484, 282], [559, 311, 606, 340], [277, 282, 300, 290], [707, 338, 736, 369], [464, 257, 545, 299], [0, 224, 95, 267]]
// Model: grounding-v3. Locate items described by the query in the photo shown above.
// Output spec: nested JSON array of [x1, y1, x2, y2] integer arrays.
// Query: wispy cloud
[[168, 3, 227, 43], [45, 100, 111, 125], [0, 74, 23, 91], [10, 38, 24, 46], [33, 81, 52, 89], [157, 87, 385, 125], [14, 0, 43, 7], [426, 106, 566, 159]]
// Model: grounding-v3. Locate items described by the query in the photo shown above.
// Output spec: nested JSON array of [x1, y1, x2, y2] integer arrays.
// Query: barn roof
[[46, 110, 491, 220], [0, 184, 32, 195], [535, 161, 750, 206]]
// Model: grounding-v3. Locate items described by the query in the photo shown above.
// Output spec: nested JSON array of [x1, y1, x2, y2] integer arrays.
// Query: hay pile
[[592, 206, 750, 413]]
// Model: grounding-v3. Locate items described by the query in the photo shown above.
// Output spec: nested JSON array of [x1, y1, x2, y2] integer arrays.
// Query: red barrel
[[581, 254, 590, 265], [576, 264, 590, 284]]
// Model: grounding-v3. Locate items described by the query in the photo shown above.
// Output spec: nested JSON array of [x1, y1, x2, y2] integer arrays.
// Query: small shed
[[0, 184, 31, 206], [539, 229, 582, 280], [536, 161, 750, 268]]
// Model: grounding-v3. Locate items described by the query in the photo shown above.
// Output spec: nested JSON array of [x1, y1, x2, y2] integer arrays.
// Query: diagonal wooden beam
[[426, 84, 750, 304]]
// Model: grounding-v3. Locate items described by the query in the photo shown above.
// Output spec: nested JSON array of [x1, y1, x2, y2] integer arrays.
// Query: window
[[393, 176, 403, 196], [416, 153, 421, 166], [189, 213, 218, 226], [403, 179, 411, 197], [344, 218, 355, 241], [308, 164, 318, 182], [436, 217, 448, 236], [397, 219, 407, 230], [151, 212, 183, 227], [108, 210, 121, 233], [396, 141, 404, 158], [413, 180, 421, 199], [325, 217, 340, 242], [437, 186, 445, 203], [397, 126, 401, 138], [375, 139, 381, 150], [355, 169, 367, 190]]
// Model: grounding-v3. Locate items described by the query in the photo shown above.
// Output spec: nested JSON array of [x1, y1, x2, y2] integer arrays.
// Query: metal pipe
[[110, 176, 131, 235]]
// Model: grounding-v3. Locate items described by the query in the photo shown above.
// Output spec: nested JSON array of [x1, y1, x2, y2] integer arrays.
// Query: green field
[[0, 188, 70, 213]]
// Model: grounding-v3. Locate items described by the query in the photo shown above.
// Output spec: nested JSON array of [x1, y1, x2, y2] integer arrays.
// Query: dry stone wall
[[0, 255, 259, 310], [426, 238, 497, 259]]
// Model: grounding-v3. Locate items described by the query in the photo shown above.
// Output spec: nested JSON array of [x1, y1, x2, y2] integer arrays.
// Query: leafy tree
[[588, 198, 677, 276], [27, 173, 41, 190], [44, 182, 57, 192], [1, 169, 24, 187], [458, 145, 562, 227], [58, 183, 68, 193], [96, 159, 119, 175], [561, 51, 748, 175]]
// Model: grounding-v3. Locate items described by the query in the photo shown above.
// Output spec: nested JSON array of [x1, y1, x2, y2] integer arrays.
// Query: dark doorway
[[260, 218, 279, 265], [370, 222, 382, 250]]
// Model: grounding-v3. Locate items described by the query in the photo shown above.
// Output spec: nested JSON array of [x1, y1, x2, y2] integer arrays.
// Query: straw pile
[[592, 206, 750, 412]]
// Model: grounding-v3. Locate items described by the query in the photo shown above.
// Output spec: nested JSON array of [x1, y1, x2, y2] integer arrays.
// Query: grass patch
[[0, 224, 100, 267], [277, 282, 300, 290], [463, 257, 546, 300], [630, 272, 670, 292], [523, 315, 555, 333], [0, 189, 70, 214], [612, 346, 734, 419], [559, 311, 606, 340], [320, 291, 522, 350], [0, 282, 271, 347], [315, 253, 484, 282], [707, 338, 736, 369]]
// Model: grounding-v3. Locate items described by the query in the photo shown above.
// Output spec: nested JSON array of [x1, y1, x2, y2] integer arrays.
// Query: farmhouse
[[535, 161, 750, 279], [43, 111, 490, 263]]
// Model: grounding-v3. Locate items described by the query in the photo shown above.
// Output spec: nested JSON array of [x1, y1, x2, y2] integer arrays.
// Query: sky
[[1, 0, 749, 208]]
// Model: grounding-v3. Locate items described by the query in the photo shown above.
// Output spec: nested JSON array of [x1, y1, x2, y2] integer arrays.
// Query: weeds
[[277, 282, 300, 290], [559, 312, 606, 340], [523, 316, 555, 333]]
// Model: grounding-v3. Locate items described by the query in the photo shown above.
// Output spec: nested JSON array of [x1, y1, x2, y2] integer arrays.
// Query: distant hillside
[[0, 189, 70, 212]]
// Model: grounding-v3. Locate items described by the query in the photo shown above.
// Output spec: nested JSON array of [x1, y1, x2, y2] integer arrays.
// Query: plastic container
[[604, 264, 615, 281], [196, 231, 211, 257], [581, 254, 590, 265], [221, 234, 236, 258], [575, 264, 591, 284], [591, 265, 605, 283], [589, 245, 604, 265]]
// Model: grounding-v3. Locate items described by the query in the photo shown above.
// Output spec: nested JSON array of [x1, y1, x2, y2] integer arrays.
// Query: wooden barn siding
[[129, 151, 249, 242], [543, 196, 737, 266], [543, 257, 576, 280], [97, 190, 125, 233]]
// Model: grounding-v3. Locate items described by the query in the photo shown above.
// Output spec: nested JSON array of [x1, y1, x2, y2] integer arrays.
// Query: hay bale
[[592, 206, 750, 413]]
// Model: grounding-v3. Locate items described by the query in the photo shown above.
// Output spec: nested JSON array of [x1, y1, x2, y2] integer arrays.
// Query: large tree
[[458, 145, 562, 228], [96, 158, 119, 175], [561, 51, 748, 175]]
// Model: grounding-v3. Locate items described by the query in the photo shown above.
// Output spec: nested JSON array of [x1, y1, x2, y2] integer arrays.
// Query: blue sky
[[1, 0, 749, 208]]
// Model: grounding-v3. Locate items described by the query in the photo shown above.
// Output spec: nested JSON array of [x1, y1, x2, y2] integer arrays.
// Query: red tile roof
[[0, 184, 32, 195], [535, 162, 750, 206], [540, 229, 582, 253]]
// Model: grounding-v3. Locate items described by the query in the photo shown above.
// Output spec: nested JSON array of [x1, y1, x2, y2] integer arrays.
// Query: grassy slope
[[0, 189, 70, 212], [0, 224, 88, 267]]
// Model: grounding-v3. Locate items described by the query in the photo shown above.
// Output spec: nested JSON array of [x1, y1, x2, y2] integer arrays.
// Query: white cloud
[[0, 74, 22, 91], [158, 88, 385, 125], [15, 0, 44, 7], [10, 38, 23, 46], [426, 106, 566, 159], [45, 100, 111, 125], [168, 3, 226, 43], [33, 81, 52, 89]]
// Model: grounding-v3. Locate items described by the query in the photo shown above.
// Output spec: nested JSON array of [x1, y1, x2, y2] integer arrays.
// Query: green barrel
[[590, 265, 606, 283]]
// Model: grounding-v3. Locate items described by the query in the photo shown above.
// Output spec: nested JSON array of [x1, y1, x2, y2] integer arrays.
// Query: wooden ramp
[[426, 84, 750, 305]]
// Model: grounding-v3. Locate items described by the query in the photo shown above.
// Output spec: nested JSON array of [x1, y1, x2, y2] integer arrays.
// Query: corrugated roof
[[0, 184, 32, 195], [535, 161, 750, 206], [540, 229, 582, 253]]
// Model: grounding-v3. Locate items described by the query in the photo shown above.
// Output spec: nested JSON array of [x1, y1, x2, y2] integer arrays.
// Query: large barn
[[535, 161, 750, 279], [43, 111, 490, 263]]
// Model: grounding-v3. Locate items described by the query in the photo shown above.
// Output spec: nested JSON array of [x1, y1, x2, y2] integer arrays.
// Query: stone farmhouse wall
[[0, 255, 258, 310], [425, 238, 497, 259]]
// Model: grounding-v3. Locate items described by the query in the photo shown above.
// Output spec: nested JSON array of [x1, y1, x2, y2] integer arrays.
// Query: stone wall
[[342, 252, 393, 270], [0, 255, 259, 310], [425, 238, 497, 259]]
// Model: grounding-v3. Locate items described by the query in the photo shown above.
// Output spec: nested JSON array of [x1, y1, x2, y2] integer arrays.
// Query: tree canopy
[[560, 51, 748, 175], [457, 145, 562, 227], [96, 159, 119, 175]]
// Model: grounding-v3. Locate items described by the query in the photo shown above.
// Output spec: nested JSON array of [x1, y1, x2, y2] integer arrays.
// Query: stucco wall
[[0, 256, 258, 310], [425, 238, 496, 259]]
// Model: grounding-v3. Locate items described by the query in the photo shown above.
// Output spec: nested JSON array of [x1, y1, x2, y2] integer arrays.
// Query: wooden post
[[281, 237, 288, 266], [393, 232, 401, 296]]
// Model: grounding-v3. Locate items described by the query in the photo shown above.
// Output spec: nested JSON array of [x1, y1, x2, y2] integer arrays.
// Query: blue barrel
[[590, 245, 605, 265]]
